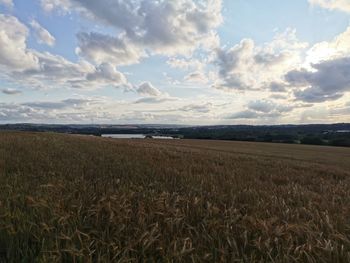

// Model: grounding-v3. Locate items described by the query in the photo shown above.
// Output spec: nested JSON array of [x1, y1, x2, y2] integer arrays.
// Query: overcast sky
[[0, 0, 350, 124]]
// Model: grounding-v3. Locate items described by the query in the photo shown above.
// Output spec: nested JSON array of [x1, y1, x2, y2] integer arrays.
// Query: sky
[[0, 0, 350, 125]]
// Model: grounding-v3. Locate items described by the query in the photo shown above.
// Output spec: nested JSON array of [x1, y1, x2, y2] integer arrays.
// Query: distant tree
[[300, 136, 324, 145], [330, 138, 350, 147]]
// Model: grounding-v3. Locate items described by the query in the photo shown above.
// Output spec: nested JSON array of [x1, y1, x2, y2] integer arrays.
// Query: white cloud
[[76, 32, 145, 66], [43, 0, 222, 61], [213, 29, 307, 91], [0, 97, 109, 123], [0, 15, 39, 71], [85, 63, 130, 89], [22, 98, 94, 110], [167, 57, 205, 71], [30, 20, 56, 46], [16, 51, 94, 89], [309, 0, 350, 13], [227, 99, 294, 120], [184, 71, 209, 84], [0, 0, 13, 8], [0, 15, 132, 91], [40, 0, 72, 13], [305, 26, 350, 65], [180, 102, 213, 113], [136, 82, 162, 97], [22, 53, 132, 90], [134, 97, 174, 104]]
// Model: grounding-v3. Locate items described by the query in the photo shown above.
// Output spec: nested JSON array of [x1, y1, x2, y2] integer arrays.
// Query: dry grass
[[0, 131, 350, 262]]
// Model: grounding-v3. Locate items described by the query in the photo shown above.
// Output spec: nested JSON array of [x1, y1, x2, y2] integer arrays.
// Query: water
[[101, 134, 145, 139], [101, 134, 177, 139], [151, 136, 175, 139]]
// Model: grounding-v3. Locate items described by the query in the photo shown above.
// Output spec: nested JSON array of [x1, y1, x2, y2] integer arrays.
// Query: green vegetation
[[1, 132, 350, 262], [2, 123, 350, 147]]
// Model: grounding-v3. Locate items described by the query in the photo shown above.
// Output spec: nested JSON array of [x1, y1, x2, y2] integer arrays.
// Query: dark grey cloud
[[267, 81, 287, 92], [286, 57, 350, 102], [247, 100, 275, 113], [270, 94, 288, 100], [2, 88, 21, 95]]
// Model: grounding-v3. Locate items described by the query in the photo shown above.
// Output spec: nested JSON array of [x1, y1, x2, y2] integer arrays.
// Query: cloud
[[309, 0, 350, 13], [305, 26, 350, 65], [248, 99, 293, 113], [286, 57, 350, 102], [266, 81, 287, 92], [14, 51, 131, 90], [0, 97, 107, 123], [22, 98, 94, 110], [227, 110, 262, 120], [16, 51, 94, 89], [40, 0, 72, 13], [85, 63, 130, 89], [213, 29, 307, 91], [134, 97, 174, 104], [0, 15, 132, 91], [184, 71, 209, 84], [136, 82, 162, 97], [44, 0, 222, 60], [329, 103, 350, 116], [0, 95, 142, 124], [270, 94, 288, 100], [76, 32, 145, 66], [227, 99, 294, 119], [167, 57, 205, 71], [247, 100, 276, 113], [0, 15, 39, 71], [0, 0, 13, 8], [30, 20, 56, 46], [180, 102, 213, 113], [2, 88, 21, 95]]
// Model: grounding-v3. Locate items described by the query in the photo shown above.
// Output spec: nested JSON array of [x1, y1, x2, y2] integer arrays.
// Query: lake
[[101, 134, 176, 139], [101, 134, 145, 139]]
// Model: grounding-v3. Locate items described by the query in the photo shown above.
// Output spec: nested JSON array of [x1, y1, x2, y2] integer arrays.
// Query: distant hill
[[1, 123, 350, 147]]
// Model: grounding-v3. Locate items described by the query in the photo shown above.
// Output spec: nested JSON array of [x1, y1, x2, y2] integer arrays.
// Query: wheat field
[[0, 131, 350, 262]]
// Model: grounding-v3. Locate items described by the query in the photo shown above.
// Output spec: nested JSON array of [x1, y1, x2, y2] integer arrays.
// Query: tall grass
[[0, 131, 350, 262]]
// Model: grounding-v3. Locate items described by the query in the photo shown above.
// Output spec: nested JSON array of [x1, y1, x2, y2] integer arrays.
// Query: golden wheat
[[0, 131, 350, 262]]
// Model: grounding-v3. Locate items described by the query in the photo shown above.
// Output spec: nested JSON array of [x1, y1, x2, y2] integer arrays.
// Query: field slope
[[1, 132, 350, 262]]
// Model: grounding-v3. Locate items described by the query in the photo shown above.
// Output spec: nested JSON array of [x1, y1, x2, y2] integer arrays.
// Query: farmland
[[1, 131, 350, 262]]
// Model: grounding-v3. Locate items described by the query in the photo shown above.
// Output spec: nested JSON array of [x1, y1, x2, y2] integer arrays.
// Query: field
[[1, 132, 350, 262]]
